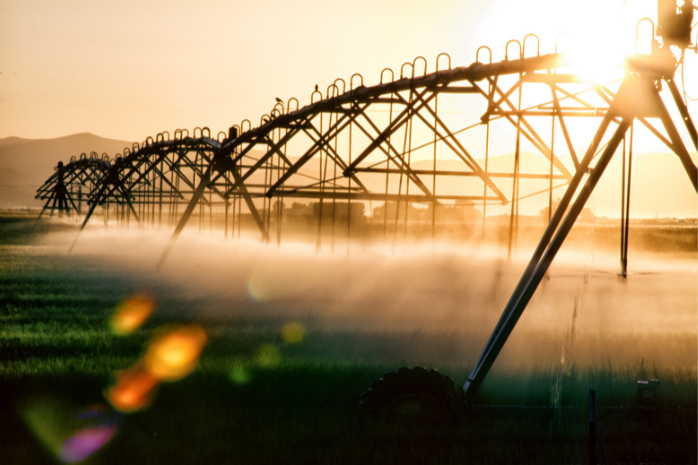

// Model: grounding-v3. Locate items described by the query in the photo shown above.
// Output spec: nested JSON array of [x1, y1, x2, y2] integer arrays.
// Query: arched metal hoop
[[412, 56, 427, 77], [476, 46, 492, 64], [523, 34, 540, 57], [350, 73, 364, 90], [380, 68, 394, 84], [436, 52, 451, 71], [326, 84, 340, 99], [334, 78, 346, 94], [400, 62, 413, 79], [505, 40, 522, 61], [636, 18, 655, 53], [230, 124, 241, 139], [287, 98, 299, 113]]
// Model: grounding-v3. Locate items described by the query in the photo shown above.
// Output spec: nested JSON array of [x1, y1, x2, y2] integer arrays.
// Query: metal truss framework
[[36, 39, 697, 401], [37, 50, 696, 256], [35, 153, 112, 222], [78, 129, 234, 232]]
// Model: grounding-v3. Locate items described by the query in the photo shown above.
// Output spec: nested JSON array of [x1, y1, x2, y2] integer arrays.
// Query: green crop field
[[1, 213, 696, 464]]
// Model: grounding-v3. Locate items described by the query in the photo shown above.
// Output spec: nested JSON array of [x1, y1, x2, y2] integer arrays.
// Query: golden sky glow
[[1, 0, 696, 150]]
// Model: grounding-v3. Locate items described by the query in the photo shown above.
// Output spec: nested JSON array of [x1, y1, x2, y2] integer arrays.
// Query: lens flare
[[144, 326, 208, 381], [560, 31, 630, 85], [254, 344, 281, 368], [228, 360, 253, 385], [59, 424, 118, 463], [281, 322, 306, 344], [21, 398, 121, 464], [106, 367, 159, 413], [110, 293, 157, 335]]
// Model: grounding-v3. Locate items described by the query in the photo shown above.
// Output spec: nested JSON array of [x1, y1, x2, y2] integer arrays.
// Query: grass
[[0, 215, 696, 464]]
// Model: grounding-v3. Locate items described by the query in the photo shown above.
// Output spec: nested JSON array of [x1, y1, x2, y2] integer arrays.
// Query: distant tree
[[540, 198, 594, 223], [286, 202, 312, 216], [271, 200, 286, 216], [372, 201, 423, 221]]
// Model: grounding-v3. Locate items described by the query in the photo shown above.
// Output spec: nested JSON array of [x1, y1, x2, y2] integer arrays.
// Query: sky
[[1, 0, 697, 151]]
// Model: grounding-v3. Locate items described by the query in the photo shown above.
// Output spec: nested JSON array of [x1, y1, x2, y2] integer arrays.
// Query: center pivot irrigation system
[[36, 2, 697, 412]]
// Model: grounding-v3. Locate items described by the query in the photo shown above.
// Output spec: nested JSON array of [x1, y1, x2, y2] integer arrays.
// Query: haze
[[36, 228, 696, 371]]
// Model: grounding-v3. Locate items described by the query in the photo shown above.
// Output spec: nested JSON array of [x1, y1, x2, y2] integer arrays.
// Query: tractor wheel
[[359, 367, 466, 425]]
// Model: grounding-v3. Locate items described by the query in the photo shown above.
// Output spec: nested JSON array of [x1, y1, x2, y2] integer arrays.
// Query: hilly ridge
[[0, 133, 133, 208]]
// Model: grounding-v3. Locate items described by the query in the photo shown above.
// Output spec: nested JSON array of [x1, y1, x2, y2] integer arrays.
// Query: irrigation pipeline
[[33, 50, 585, 251], [35, 43, 695, 265]]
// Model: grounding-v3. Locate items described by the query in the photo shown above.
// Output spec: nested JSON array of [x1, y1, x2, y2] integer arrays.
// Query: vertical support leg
[[225, 198, 229, 239], [666, 77, 698, 152], [462, 116, 629, 401], [620, 136, 627, 275], [621, 124, 634, 277], [508, 73, 524, 259], [237, 195, 242, 239], [158, 166, 212, 269], [347, 141, 352, 256], [433, 91, 439, 246], [276, 197, 284, 247], [331, 156, 337, 254], [234, 170, 269, 242], [404, 106, 414, 242], [657, 95, 698, 193], [316, 147, 327, 252], [78, 183, 82, 218], [232, 194, 237, 239], [482, 120, 490, 242], [383, 163, 390, 246], [548, 96, 555, 223]]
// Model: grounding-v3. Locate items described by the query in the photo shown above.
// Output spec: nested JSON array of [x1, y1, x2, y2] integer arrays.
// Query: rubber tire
[[359, 367, 466, 424]]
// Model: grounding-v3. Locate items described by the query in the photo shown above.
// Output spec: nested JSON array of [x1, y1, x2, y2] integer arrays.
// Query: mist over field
[[34, 226, 697, 373], [3, 0, 697, 461], [2, 208, 695, 465]]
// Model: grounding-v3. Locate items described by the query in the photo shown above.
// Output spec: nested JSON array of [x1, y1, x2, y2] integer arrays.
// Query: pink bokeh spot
[[59, 425, 118, 463]]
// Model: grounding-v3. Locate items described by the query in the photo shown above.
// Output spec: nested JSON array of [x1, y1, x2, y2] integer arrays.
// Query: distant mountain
[[0, 137, 32, 148], [0, 133, 133, 208], [0, 167, 27, 187]]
